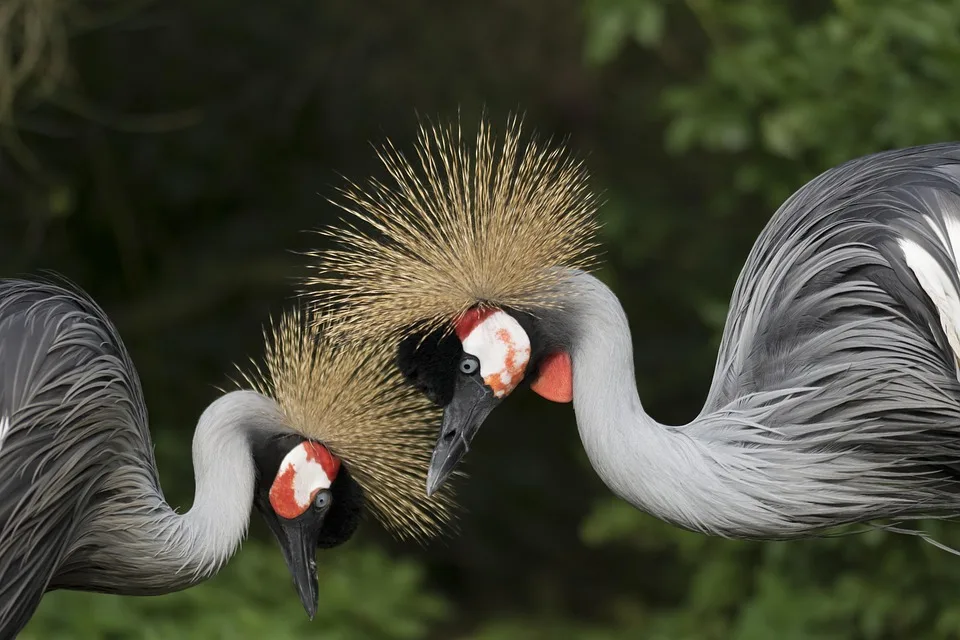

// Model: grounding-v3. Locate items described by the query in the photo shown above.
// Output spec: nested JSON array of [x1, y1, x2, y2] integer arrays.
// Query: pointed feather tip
[[302, 112, 603, 342], [238, 305, 460, 542]]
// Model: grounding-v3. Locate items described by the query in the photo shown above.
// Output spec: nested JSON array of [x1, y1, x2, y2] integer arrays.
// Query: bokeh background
[[7, 0, 960, 638]]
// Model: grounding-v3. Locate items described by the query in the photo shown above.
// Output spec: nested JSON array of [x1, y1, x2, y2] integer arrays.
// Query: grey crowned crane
[[308, 117, 960, 547], [0, 279, 454, 638]]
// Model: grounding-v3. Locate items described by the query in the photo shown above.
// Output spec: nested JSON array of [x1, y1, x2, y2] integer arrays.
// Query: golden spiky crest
[[242, 306, 457, 542], [306, 115, 602, 339]]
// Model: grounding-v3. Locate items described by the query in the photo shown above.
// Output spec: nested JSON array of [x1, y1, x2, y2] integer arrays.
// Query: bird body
[[0, 279, 452, 637], [309, 120, 960, 544]]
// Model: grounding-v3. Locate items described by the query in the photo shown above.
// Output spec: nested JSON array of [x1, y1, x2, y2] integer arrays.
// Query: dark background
[[8, 0, 960, 638]]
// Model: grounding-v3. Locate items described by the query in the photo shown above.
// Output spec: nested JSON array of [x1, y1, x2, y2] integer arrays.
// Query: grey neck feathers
[[63, 390, 281, 595], [175, 390, 272, 576], [554, 271, 786, 538], [552, 270, 960, 539]]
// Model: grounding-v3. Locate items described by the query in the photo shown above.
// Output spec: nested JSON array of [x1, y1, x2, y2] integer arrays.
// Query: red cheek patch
[[530, 351, 573, 403], [304, 441, 341, 481], [269, 442, 340, 520], [270, 464, 302, 520]]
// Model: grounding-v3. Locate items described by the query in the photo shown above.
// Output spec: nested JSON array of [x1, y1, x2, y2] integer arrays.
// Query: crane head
[[407, 306, 573, 496], [251, 433, 362, 619], [241, 305, 458, 616], [300, 116, 599, 500]]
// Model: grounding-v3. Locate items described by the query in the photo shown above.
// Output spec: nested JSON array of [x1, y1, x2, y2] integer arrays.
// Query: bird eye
[[314, 490, 332, 510], [459, 356, 479, 375]]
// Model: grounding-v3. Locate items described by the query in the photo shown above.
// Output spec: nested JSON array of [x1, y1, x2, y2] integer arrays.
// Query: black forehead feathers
[[250, 432, 304, 489], [394, 310, 553, 407], [396, 323, 462, 407]]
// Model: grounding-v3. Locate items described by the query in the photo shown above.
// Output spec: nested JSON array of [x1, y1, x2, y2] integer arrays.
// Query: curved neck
[[64, 390, 281, 595], [174, 390, 274, 577], [554, 271, 752, 534]]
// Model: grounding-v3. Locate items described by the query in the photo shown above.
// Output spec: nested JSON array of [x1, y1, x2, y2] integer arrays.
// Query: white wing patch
[[900, 226, 960, 377], [924, 204, 960, 263], [0, 415, 9, 452]]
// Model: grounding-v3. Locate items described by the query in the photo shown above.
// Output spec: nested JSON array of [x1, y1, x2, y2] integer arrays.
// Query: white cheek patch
[[269, 442, 338, 520], [461, 311, 532, 398]]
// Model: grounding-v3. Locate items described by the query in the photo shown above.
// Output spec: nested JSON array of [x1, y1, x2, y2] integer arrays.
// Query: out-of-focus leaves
[[22, 542, 448, 640], [583, 0, 666, 64], [640, 0, 960, 208], [46, 184, 75, 219]]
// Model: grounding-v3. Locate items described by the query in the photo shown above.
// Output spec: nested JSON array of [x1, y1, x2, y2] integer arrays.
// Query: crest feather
[[305, 115, 602, 338], [242, 307, 458, 541]]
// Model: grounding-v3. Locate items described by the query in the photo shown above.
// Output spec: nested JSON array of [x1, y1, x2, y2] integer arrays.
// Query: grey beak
[[275, 516, 324, 619], [426, 377, 500, 496]]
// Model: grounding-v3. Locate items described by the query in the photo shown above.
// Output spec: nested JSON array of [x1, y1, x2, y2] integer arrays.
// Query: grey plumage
[[531, 143, 960, 539], [676, 143, 960, 535], [0, 280, 278, 635], [0, 278, 165, 631], [310, 126, 960, 546], [0, 276, 443, 637], [530, 143, 960, 539]]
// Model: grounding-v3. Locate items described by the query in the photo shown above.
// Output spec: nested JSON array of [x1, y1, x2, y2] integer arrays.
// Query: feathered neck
[[173, 391, 277, 577], [552, 270, 943, 540], [58, 391, 276, 595], [551, 270, 793, 538]]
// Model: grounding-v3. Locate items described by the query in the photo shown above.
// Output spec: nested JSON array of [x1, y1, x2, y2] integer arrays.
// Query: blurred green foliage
[[8, 0, 960, 638], [590, 0, 960, 209], [24, 542, 446, 640]]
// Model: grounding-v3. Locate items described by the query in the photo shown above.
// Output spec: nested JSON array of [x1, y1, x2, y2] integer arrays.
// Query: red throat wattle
[[530, 351, 573, 403]]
